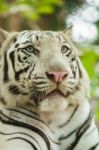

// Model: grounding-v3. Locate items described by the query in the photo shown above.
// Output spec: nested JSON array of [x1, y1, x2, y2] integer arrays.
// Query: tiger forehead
[[17, 31, 65, 44]]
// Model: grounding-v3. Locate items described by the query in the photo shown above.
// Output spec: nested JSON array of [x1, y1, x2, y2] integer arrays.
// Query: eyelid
[[62, 44, 71, 49], [18, 43, 33, 49]]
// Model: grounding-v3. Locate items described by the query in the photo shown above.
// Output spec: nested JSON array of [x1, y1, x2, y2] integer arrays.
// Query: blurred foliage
[[0, 0, 87, 30], [0, 0, 61, 18], [0, 0, 86, 16], [81, 48, 99, 78], [13, 0, 62, 20], [80, 47, 99, 119]]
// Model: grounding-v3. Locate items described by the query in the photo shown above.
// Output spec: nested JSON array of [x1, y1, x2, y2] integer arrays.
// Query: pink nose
[[46, 71, 68, 83]]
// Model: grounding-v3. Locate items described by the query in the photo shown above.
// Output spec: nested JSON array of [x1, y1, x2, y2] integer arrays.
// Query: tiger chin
[[0, 28, 99, 150]]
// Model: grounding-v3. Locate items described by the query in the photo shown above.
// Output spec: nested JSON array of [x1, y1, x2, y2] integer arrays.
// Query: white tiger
[[0, 28, 99, 150]]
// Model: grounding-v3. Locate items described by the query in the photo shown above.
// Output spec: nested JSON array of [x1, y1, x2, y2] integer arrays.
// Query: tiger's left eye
[[25, 45, 34, 53], [61, 45, 70, 53], [25, 45, 40, 56]]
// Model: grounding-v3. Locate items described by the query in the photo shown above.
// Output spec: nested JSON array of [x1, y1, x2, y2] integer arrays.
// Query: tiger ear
[[0, 28, 9, 47], [63, 25, 73, 38]]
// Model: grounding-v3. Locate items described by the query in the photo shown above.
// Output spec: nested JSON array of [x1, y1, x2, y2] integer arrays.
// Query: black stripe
[[21, 32, 34, 39], [6, 108, 53, 132], [34, 76, 46, 80], [15, 44, 19, 48], [71, 56, 76, 62], [67, 112, 92, 150], [7, 137, 37, 150], [17, 55, 28, 63], [70, 64, 76, 79], [0, 111, 51, 150], [88, 143, 99, 150], [3, 51, 9, 82], [26, 33, 34, 39], [19, 106, 39, 116], [59, 111, 92, 142], [21, 31, 30, 36], [6, 108, 60, 145], [86, 127, 96, 137], [0, 131, 41, 149], [15, 65, 29, 81], [77, 112, 92, 137], [21, 49, 31, 56], [31, 90, 46, 105], [72, 69, 76, 78], [9, 50, 30, 81], [22, 41, 30, 44], [77, 60, 82, 78], [18, 55, 24, 63], [59, 127, 78, 141], [28, 64, 35, 79], [8, 85, 28, 95], [36, 36, 38, 41], [0, 97, 6, 105], [59, 106, 78, 128], [9, 51, 15, 72], [33, 81, 47, 85]]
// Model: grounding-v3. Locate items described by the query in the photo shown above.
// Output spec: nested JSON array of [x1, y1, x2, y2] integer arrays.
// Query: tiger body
[[0, 29, 99, 150]]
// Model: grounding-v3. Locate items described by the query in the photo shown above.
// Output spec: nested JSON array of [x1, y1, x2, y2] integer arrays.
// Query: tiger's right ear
[[0, 28, 9, 47], [63, 25, 73, 38]]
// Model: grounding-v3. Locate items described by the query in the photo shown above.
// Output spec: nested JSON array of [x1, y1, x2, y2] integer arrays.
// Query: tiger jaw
[[38, 90, 69, 111], [35, 90, 67, 103], [29, 81, 77, 106], [32, 81, 80, 111]]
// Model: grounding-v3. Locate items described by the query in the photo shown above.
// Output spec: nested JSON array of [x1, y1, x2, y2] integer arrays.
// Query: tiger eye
[[61, 45, 69, 53], [26, 46, 34, 53], [25, 45, 40, 56]]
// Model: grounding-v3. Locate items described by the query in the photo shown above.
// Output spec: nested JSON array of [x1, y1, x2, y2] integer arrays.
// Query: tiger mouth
[[37, 90, 69, 103], [42, 90, 64, 101], [31, 90, 69, 104]]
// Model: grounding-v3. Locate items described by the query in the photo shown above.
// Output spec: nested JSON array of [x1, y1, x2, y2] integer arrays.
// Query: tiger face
[[0, 29, 89, 112]]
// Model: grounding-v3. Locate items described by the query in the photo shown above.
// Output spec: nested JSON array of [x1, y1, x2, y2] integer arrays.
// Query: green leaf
[[95, 103, 99, 119], [80, 49, 98, 78], [22, 10, 39, 20], [37, 5, 54, 14]]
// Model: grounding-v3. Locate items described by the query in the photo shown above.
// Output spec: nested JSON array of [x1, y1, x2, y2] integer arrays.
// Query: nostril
[[46, 71, 69, 83], [46, 71, 55, 80], [63, 72, 68, 80], [63, 72, 68, 79], [59, 71, 69, 82]]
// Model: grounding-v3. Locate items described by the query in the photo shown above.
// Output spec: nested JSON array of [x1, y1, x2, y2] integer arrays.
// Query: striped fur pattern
[[0, 28, 99, 150]]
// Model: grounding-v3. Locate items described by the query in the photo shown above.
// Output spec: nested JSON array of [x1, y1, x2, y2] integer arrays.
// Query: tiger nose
[[46, 71, 68, 83]]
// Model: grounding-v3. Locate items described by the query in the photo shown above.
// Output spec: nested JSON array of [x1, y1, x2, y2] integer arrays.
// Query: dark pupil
[[63, 47, 66, 52], [25, 45, 40, 56], [62, 46, 68, 53], [26, 46, 33, 52]]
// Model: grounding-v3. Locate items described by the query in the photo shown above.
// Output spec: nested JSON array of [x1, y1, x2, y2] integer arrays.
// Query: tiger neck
[[38, 100, 90, 128], [0, 97, 90, 129]]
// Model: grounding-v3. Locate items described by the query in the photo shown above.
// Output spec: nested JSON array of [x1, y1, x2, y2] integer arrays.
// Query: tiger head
[[0, 28, 89, 112]]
